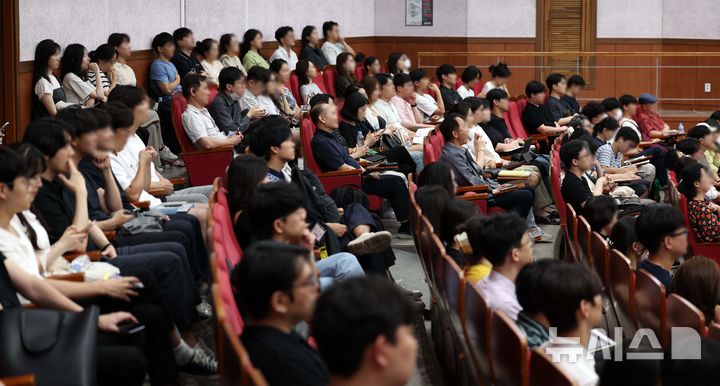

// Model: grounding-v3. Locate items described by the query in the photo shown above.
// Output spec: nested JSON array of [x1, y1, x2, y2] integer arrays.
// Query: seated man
[[595, 126, 654, 197], [233, 241, 329, 385], [410, 68, 444, 120], [247, 115, 393, 260], [635, 205, 688, 290], [581, 101, 607, 128], [312, 277, 418, 386], [436, 64, 463, 107], [390, 73, 435, 131], [320, 21, 355, 65], [438, 112, 534, 219], [239, 66, 280, 115], [563, 74, 585, 115], [545, 73, 574, 121], [537, 262, 603, 386], [208, 67, 264, 134], [310, 103, 412, 237], [560, 139, 610, 211], [515, 259, 560, 348], [476, 213, 534, 320], [522, 80, 572, 135], [635, 93, 672, 140], [180, 73, 243, 150]]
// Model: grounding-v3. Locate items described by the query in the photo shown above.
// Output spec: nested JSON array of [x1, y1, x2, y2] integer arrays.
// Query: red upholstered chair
[[635, 269, 667, 346], [576, 215, 591, 266], [440, 256, 476, 385], [679, 194, 720, 264], [667, 293, 708, 341], [170, 92, 233, 186], [529, 349, 577, 386], [289, 71, 302, 104], [423, 133, 438, 164], [550, 154, 576, 262], [354, 66, 366, 82], [503, 112, 518, 139], [210, 251, 244, 335], [323, 65, 338, 98], [462, 283, 494, 385], [509, 99, 550, 148], [491, 311, 530, 386], [566, 204, 579, 262], [313, 68, 327, 93], [608, 249, 638, 337]]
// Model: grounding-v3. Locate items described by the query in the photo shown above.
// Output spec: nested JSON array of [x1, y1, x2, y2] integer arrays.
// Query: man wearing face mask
[[209, 67, 265, 134], [181, 74, 243, 151], [602, 97, 624, 122]]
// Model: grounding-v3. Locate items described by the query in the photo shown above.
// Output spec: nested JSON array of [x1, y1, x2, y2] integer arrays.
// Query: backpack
[[330, 186, 369, 210]]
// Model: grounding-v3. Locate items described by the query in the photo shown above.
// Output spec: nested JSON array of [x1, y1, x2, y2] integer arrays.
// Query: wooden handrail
[[418, 51, 720, 57]]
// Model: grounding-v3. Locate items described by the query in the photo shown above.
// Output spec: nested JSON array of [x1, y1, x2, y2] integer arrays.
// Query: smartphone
[[311, 223, 326, 242], [117, 321, 145, 335]]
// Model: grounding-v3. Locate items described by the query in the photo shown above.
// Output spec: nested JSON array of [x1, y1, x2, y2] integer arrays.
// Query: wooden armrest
[[169, 177, 186, 186], [528, 134, 550, 140], [1, 374, 36, 386], [47, 272, 85, 282], [457, 185, 489, 193], [63, 250, 103, 262], [147, 188, 166, 198], [131, 201, 150, 210], [458, 193, 489, 200], [318, 169, 362, 178], [180, 146, 234, 156], [104, 230, 116, 240]]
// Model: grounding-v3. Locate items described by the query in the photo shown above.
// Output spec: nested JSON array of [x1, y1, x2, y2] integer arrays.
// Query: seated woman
[[678, 162, 720, 242], [363, 55, 381, 79], [198, 38, 223, 86], [387, 52, 411, 76], [297, 59, 323, 104], [482, 62, 511, 95], [269, 59, 302, 126], [414, 185, 451, 231], [609, 216, 645, 269], [582, 195, 618, 241], [463, 216, 493, 284], [418, 162, 459, 198], [61, 43, 106, 107], [240, 29, 269, 70], [32, 39, 72, 119], [440, 199, 480, 267], [87, 43, 117, 98], [219, 33, 247, 74], [670, 256, 720, 326], [457, 65, 482, 99], [335, 52, 360, 98], [228, 155, 271, 250], [338, 91, 418, 176]]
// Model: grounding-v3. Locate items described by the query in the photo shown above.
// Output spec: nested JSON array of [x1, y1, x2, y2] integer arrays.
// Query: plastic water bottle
[[357, 131, 364, 147], [678, 122, 685, 134]]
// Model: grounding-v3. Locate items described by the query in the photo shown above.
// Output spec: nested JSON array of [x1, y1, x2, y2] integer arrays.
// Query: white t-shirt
[[113, 62, 137, 86], [457, 84, 474, 99], [465, 124, 502, 164], [34, 74, 62, 99], [239, 90, 280, 115], [320, 42, 345, 65], [300, 83, 322, 102], [111, 134, 163, 207], [201, 59, 224, 85], [481, 81, 508, 95], [62, 73, 95, 104], [0, 222, 41, 278], [414, 92, 438, 119], [540, 338, 599, 386], [373, 99, 402, 127], [614, 117, 642, 142], [269, 47, 299, 71]]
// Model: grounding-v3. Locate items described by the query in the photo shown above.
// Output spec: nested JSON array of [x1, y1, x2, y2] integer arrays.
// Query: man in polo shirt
[[436, 64, 462, 107], [560, 139, 610, 211], [269, 26, 299, 71], [476, 213, 535, 320], [522, 80, 571, 136], [596, 126, 654, 197], [635, 93, 671, 140], [181, 74, 243, 151], [635, 205, 688, 292], [239, 66, 280, 115], [320, 21, 355, 66], [390, 73, 435, 132], [234, 241, 329, 386], [171, 28, 205, 78]]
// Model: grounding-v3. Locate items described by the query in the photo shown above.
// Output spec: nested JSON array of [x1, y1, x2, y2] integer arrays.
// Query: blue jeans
[[316, 252, 365, 291]]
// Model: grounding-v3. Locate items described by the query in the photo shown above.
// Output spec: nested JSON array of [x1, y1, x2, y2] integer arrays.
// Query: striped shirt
[[86, 70, 110, 92], [596, 143, 622, 168]]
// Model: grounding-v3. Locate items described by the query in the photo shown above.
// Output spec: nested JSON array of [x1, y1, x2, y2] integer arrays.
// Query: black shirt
[[0, 253, 21, 310], [563, 95, 580, 115], [487, 114, 512, 148], [334, 75, 358, 99], [300, 45, 328, 69], [637, 259, 672, 293], [208, 91, 251, 134], [440, 85, 463, 107], [171, 51, 204, 78], [547, 96, 573, 121], [241, 325, 329, 386], [77, 156, 133, 221], [338, 120, 372, 148], [522, 103, 555, 135], [34, 177, 79, 244], [561, 172, 593, 211], [446, 247, 466, 267]]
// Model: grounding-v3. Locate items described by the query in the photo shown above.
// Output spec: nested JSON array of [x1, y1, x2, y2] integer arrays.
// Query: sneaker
[[396, 280, 422, 300], [159, 146, 184, 167], [179, 348, 218, 377], [346, 231, 392, 255], [396, 222, 412, 239]]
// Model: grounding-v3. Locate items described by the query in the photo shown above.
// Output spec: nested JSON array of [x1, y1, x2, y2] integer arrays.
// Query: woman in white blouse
[[61, 43, 106, 107], [199, 38, 223, 86], [457, 65, 483, 99], [32, 39, 72, 119], [219, 33, 247, 75], [297, 59, 323, 104], [482, 62, 511, 96]]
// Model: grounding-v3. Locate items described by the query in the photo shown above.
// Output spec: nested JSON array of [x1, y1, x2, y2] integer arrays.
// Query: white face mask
[[403, 58, 412, 70], [230, 91, 243, 101], [613, 109, 623, 121]]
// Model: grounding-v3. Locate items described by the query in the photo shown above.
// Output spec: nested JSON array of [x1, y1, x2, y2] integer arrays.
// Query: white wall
[[466, 0, 536, 38], [596, 0, 663, 38], [662, 0, 720, 39]]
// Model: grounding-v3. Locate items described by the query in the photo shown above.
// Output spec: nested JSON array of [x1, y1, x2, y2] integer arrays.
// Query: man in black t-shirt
[[486, 88, 526, 154], [521, 80, 572, 136], [171, 28, 205, 78], [559, 139, 611, 211]]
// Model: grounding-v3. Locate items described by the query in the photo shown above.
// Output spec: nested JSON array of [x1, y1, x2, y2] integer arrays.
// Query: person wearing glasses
[[635, 205, 688, 291]]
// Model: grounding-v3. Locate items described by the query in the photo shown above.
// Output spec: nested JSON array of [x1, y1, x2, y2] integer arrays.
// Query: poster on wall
[[405, 0, 433, 26]]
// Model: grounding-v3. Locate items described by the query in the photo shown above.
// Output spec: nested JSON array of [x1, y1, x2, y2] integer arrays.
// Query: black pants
[[340, 203, 395, 274], [96, 336, 147, 386], [381, 146, 417, 177], [361, 174, 409, 222], [491, 187, 534, 219], [168, 213, 209, 281]]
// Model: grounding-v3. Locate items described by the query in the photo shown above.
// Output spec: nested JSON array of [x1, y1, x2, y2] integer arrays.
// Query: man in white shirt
[[269, 26, 298, 71], [239, 67, 280, 115], [410, 69, 444, 120], [320, 21, 355, 65], [538, 262, 603, 386], [181, 74, 243, 150]]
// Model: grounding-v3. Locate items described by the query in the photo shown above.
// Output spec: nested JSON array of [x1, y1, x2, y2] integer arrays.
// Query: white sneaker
[[159, 146, 184, 166], [346, 231, 392, 255]]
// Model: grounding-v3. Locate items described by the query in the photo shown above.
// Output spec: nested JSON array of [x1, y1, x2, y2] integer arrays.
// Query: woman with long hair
[[387, 52, 411, 76], [335, 52, 359, 98], [88, 43, 118, 97], [219, 33, 246, 74], [240, 29, 268, 70], [299, 25, 328, 69], [269, 59, 302, 125], [198, 38, 222, 86], [296, 59, 322, 104], [61, 43, 106, 106], [227, 155, 269, 250], [108, 33, 135, 86], [32, 39, 71, 119], [678, 161, 720, 242]]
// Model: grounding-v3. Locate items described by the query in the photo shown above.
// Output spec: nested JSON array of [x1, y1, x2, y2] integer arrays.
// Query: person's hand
[[365, 131, 379, 147], [327, 222, 347, 237], [58, 161, 87, 196], [596, 176, 608, 188], [229, 132, 243, 146], [111, 210, 133, 227], [710, 202, 720, 213], [89, 62, 100, 73], [102, 244, 117, 259], [138, 147, 155, 164], [158, 179, 174, 196], [97, 312, 139, 333], [368, 171, 381, 179], [101, 276, 141, 301], [477, 91, 487, 98], [92, 151, 112, 170], [298, 229, 316, 252], [624, 164, 638, 174], [57, 225, 88, 254], [247, 107, 266, 119], [473, 132, 486, 150]]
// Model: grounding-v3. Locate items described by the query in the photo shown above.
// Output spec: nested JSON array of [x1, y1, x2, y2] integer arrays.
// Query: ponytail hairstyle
[[32, 39, 61, 86], [88, 43, 116, 64], [240, 29, 262, 60], [488, 62, 511, 78], [61, 43, 87, 80], [196, 38, 217, 59], [677, 161, 706, 199], [219, 33, 236, 56]]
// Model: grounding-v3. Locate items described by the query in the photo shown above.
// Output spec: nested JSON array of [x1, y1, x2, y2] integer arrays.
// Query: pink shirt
[[478, 270, 522, 320], [391, 95, 418, 129]]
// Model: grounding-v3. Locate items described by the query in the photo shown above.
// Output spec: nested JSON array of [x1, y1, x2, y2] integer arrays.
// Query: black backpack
[[330, 186, 370, 210]]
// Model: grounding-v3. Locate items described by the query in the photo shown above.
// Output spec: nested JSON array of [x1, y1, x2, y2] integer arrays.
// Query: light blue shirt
[[150, 59, 181, 100]]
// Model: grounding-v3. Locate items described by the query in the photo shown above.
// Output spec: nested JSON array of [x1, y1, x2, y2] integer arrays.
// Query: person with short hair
[[560, 139, 611, 210], [634, 93, 672, 139], [208, 67, 264, 134], [321, 21, 355, 65], [170, 27, 204, 78], [582, 195, 618, 240], [410, 68, 444, 119], [485, 88, 524, 153], [515, 259, 561, 348], [522, 80, 572, 135], [602, 97, 623, 121], [593, 115, 620, 148], [596, 125, 654, 197], [635, 205, 688, 290], [688, 125, 719, 173], [363, 55, 381, 78], [582, 101, 607, 126], [299, 25, 329, 69], [218, 33, 247, 74], [108, 33, 135, 86], [232, 241, 330, 386], [670, 256, 720, 326], [537, 262, 603, 386], [61, 43, 106, 106], [197, 38, 223, 86], [296, 59, 323, 104], [149, 32, 181, 104], [312, 277, 418, 386], [564, 74, 585, 114], [240, 29, 269, 70], [618, 94, 640, 135], [239, 66, 280, 115], [546, 73, 573, 121], [436, 64, 462, 107], [457, 65, 482, 99], [462, 216, 493, 284], [390, 73, 434, 131], [269, 26, 298, 70], [32, 39, 72, 118], [482, 62, 511, 95], [475, 213, 534, 320], [439, 199, 480, 267]]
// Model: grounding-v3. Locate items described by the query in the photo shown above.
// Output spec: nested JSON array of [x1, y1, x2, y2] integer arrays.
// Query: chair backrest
[[462, 283, 494, 384], [508, 101, 528, 138], [503, 112, 518, 139], [418, 215, 436, 285], [576, 215, 591, 265], [354, 66, 366, 82], [679, 193, 701, 246], [566, 203, 578, 255], [590, 231, 609, 285], [300, 118, 321, 174], [313, 68, 327, 93], [516, 96, 528, 112], [608, 249, 637, 332], [323, 65, 338, 98], [442, 255, 465, 314], [430, 232, 448, 299], [289, 71, 302, 105], [423, 134, 437, 164], [170, 89, 220, 153], [635, 269, 667, 345], [491, 311, 530, 386], [667, 293, 707, 340], [529, 349, 577, 386], [708, 322, 720, 342], [550, 156, 567, 225]]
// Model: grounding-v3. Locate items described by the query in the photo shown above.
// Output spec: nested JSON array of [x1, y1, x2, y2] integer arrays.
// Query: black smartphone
[[117, 321, 145, 335]]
